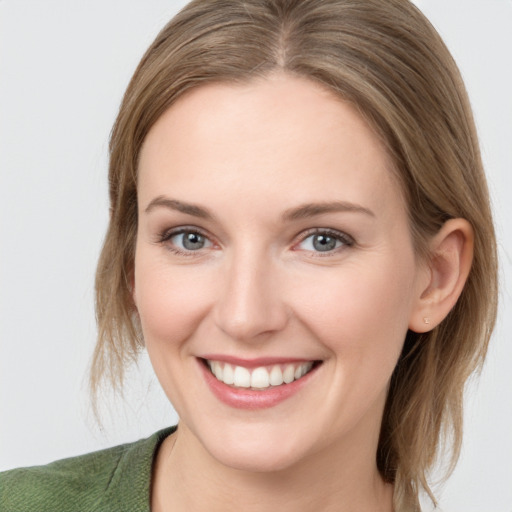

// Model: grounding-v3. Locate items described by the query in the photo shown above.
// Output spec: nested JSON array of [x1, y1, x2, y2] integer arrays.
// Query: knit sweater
[[0, 426, 176, 512]]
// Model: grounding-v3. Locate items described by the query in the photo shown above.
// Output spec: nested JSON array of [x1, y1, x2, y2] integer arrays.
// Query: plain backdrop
[[1, 1, 511, 510]]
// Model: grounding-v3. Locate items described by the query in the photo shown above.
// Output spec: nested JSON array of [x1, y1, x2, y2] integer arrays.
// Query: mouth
[[198, 356, 322, 409], [201, 358, 321, 390]]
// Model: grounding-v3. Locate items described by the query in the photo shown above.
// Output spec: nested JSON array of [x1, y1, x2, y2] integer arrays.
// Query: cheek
[[133, 253, 213, 347], [291, 258, 416, 361]]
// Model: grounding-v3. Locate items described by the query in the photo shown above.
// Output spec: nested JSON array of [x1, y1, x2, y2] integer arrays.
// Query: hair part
[[90, 1, 498, 509]]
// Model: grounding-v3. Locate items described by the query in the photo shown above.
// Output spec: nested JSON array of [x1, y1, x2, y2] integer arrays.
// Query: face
[[134, 74, 428, 473]]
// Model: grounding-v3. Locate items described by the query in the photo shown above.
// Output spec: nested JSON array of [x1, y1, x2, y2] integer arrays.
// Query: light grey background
[[1, 1, 511, 510]]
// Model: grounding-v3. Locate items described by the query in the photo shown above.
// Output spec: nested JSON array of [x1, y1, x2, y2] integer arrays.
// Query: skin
[[133, 73, 473, 511]]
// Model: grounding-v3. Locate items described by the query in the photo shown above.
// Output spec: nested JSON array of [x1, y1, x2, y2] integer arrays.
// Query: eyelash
[[156, 227, 355, 257], [157, 226, 213, 257], [294, 228, 354, 256]]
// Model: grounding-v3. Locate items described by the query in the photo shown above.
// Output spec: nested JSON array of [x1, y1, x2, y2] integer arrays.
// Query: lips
[[199, 356, 321, 409]]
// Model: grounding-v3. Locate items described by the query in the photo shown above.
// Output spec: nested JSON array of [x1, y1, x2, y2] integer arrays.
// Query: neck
[[151, 419, 393, 512]]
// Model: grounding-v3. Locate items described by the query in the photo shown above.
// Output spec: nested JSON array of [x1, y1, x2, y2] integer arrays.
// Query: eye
[[160, 228, 214, 254], [174, 231, 210, 250], [296, 230, 353, 253]]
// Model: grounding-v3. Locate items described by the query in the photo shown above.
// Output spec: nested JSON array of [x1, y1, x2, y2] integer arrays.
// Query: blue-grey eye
[[171, 231, 211, 251], [298, 233, 345, 252]]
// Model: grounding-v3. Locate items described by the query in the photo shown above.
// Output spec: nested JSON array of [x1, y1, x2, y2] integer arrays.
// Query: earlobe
[[409, 219, 474, 333]]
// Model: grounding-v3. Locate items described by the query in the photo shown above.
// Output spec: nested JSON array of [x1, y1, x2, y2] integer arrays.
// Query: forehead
[[137, 73, 403, 220]]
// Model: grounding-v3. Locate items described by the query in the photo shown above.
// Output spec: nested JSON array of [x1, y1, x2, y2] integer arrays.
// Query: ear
[[409, 218, 474, 333]]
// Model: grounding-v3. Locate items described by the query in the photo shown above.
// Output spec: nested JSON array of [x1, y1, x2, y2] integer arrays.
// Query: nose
[[213, 248, 289, 342]]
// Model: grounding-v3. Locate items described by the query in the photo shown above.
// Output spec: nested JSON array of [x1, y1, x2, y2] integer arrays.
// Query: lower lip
[[198, 359, 320, 410]]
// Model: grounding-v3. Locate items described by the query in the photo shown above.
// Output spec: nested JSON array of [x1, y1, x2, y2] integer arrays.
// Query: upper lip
[[200, 354, 319, 369]]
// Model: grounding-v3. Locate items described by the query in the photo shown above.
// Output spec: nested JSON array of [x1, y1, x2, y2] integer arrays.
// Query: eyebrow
[[144, 196, 214, 220], [144, 196, 375, 221], [282, 201, 375, 221]]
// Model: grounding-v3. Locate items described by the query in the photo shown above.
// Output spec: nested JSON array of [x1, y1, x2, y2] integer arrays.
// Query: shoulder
[[0, 426, 176, 512], [0, 444, 125, 512]]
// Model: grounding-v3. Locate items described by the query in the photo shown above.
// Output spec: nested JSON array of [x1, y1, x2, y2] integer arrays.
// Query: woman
[[0, 0, 499, 511]]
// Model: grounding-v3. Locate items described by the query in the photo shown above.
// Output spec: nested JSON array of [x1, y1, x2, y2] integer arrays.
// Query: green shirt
[[0, 426, 176, 512]]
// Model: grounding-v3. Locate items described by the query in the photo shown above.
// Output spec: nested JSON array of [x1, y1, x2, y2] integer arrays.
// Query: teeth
[[269, 365, 284, 386], [283, 364, 295, 384], [233, 366, 251, 388], [208, 360, 314, 390], [223, 364, 234, 385], [212, 361, 223, 380], [251, 367, 270, 388]]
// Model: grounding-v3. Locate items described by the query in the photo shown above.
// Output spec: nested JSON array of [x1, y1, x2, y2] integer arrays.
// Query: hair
[[90, 0, 498, 509]]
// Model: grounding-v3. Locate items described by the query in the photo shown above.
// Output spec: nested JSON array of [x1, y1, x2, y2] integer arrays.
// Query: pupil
[[183, 232, 204, 250], [313, 235, 336, 252]]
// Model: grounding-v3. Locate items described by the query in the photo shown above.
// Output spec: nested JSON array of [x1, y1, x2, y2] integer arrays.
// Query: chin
[[197, 420, 311, 474], [208, 440, 303, 473]]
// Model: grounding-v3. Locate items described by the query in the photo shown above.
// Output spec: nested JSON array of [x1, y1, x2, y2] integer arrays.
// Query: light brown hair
[[90, 0, 498, 509]]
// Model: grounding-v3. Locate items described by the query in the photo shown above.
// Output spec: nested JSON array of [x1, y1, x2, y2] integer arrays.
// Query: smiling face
[[134, 73, 429, 474]]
